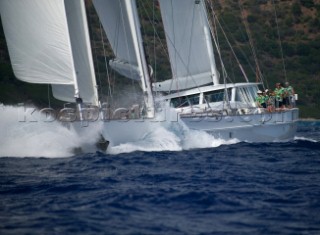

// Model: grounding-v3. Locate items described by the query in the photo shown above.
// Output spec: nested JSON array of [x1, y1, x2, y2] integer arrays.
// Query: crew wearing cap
[[255, 90, 267, 108]]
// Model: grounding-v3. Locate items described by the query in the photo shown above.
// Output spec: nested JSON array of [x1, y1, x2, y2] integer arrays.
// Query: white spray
[[0, 105, 100, 158]]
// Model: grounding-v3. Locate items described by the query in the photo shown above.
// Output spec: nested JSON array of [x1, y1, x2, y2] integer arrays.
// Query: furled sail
[[0, 0, 98, 105], [155, 0, 219, 92]]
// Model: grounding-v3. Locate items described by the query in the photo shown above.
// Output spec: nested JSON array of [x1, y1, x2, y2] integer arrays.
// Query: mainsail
[[0, 0, 98, 106], [154, 0, 219, 92]]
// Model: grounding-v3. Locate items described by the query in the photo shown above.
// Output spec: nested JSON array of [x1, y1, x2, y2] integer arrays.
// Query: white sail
[[0, 0, 98, 105], [0, 0, 75, 85], [92, 0, 141, 81], [156, 0, 219, 92], [52, 0, 99, 105]]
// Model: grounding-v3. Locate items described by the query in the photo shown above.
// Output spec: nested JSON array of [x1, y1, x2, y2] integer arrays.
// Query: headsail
[[0, 0, 98, 106], [154, 0, 219, 92]]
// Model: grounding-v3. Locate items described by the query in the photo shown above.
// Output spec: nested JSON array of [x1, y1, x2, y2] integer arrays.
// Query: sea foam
[[0, 105, 239, 157], [107, 118, 239, 155], [0, 105, 99, 158]]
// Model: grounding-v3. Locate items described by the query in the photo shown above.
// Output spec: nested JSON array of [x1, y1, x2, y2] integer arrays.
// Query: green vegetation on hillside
[[0, 0, 319, 118]]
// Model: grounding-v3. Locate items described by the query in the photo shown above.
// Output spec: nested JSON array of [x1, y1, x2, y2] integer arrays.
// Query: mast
[[64, 0, 100, 120], [63, 1, 85, 121], [125, 0, 154, 118], [80, 0, 99, 106], [200, 0, 219, 85]]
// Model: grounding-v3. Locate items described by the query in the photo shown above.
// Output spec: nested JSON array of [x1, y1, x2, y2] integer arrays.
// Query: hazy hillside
[[0, 0, 319, 118]]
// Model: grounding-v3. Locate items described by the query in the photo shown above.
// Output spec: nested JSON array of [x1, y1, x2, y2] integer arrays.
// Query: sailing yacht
[[0, 0, 299, 148]]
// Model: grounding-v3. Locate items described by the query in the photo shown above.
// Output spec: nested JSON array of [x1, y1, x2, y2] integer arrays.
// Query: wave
[[2, 105, 317, 157], [0, 105, 100, 158], [0, 105, 240, 157], [294, 136, 318, 143], [107, 124, 239, 155]]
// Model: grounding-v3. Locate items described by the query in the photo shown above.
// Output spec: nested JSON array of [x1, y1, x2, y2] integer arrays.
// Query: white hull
[[98, 108, 299, 147]]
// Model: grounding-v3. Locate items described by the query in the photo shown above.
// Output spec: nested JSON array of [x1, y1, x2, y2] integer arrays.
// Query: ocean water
[[0, 106, 320, 234]]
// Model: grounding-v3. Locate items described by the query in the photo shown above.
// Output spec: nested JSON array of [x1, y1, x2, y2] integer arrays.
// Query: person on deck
[[274, 83, 285, 109], [266, 89, 275, 112], [284, 82, 295, 108], [263, 89, 271, 111], [255, 90, 266, 108]]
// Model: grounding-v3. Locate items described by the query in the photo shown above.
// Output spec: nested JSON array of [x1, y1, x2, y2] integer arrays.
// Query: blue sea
[[1, 120, 320, 234]]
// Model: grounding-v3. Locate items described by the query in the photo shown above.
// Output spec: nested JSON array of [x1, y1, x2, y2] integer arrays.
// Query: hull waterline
[[96, 108, 299, 147]]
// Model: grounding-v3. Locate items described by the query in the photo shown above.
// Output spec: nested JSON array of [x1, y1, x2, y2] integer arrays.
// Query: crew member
[[285, 82, 295, 108], [274, 83, 285, 109], [255, 90, 266, 108]]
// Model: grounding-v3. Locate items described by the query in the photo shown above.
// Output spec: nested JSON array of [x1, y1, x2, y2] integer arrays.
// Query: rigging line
[[161, 0, 178, 94], [144, 0, 204, 73], [139, 0, 170, 60], [139, 0, 173, 96], [93, 31, 103, 97], [138, 0, 157, 77], [217, 13, 256, 80], [205, 0, 231, 84], [238, 0, 265, 88], [118, 1, 138, 98], [105, 4, 120, 104], [93, 40, 102, 96], [88, 1, 110, 102], [205, 0, 230, 108], [217, 15, 248, 83], [271, 0, 287, 82], [170, 1, 200, 95], [152, 0, 157, 86], [187, 4, 197, 78], [206, 0, 249, 83], [87, 4, 103, 99], [177, 2, 205, 95], [170, 0, 178, 93], [146, 0, 204, 95], [47, 84, 51, 108], [205, 0, 231, 85], [211, 2, 222, 81], [99, 22, 112, 101]]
